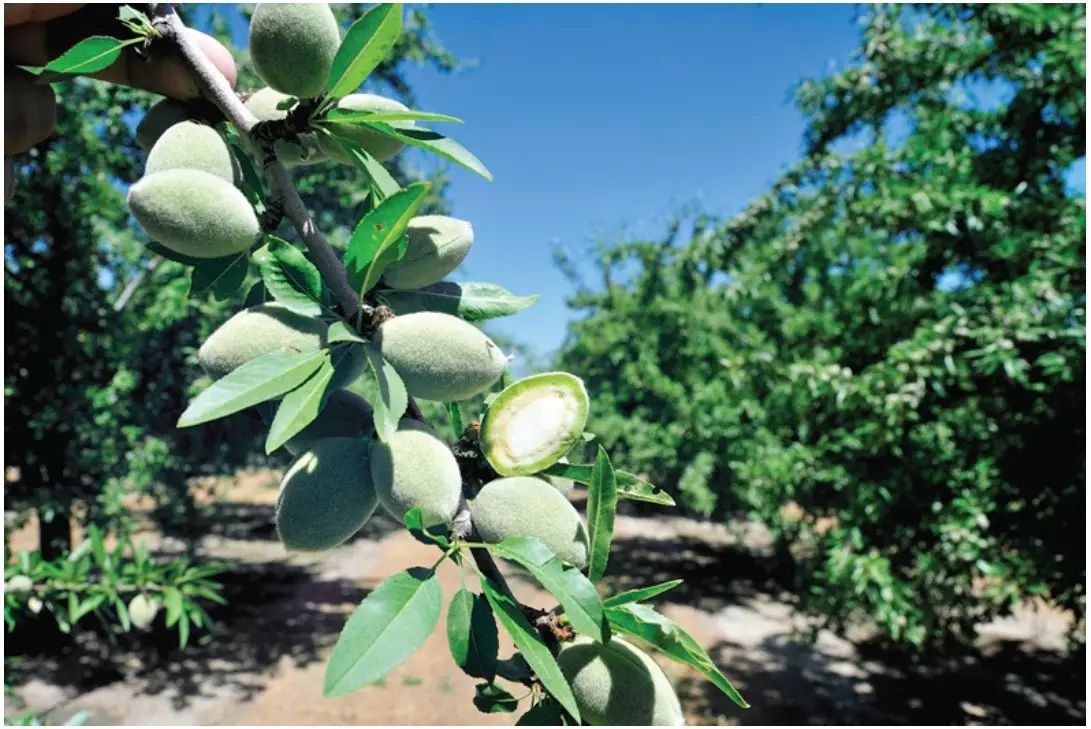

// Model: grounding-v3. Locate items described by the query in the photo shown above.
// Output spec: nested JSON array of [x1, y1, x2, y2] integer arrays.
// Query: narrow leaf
[[361, 342, 408, 442], [585, 447, 618, 583], [603, 579, 683, 608], [356, 123, 493, 181], [517, 698, 568, 726], [606, 603, 749, 709], [324, 109, 463, 125], [479, 574, 581, 722], [41, 36, 127, 75], [323, 130, 401, 199], [447, 588, 499, 679], [487, 537, 609, 642], [404, 508, 451, 548], [379, 281, 538, 323], [344, 183, 430, 296], [265, 357, 335, 453], [540, 461, 676, 506], [327, 320, 366, 344], [324, 567, 442, 697], [473, 682, 519, 713], [177, 350, 326, 427], [327, 3, 402, 98], [189, 251, 250, 300], [255, 237, 323, 315], [445, 402, 464, 439]]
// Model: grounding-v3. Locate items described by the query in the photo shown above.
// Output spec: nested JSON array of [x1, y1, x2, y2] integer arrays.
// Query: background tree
[[557, 3, 1085, 648]]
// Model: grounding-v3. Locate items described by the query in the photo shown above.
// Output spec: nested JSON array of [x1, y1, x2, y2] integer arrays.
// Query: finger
[[5, 68, 57, 155], [4, 4, 86, 27]]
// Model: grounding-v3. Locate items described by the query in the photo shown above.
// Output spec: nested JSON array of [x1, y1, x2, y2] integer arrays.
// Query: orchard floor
[[5, 469, 1085, 726]]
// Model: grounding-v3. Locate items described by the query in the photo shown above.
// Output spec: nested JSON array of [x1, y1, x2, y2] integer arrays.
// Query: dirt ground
[[4, 469, 1086, 726]]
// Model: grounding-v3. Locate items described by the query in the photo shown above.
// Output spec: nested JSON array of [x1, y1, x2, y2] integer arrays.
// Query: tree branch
[[151, 5, 361, 319], [151, 3, 530, 626]]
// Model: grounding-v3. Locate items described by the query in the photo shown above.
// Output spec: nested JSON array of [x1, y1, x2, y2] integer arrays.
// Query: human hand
[[4, 3, 238, 201]]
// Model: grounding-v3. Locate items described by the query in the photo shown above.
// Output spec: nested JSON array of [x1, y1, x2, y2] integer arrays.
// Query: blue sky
[[395, 4, 863, 360]]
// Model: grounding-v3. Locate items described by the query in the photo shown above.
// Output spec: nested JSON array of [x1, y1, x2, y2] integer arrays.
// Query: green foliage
[[556, 3, 1086, 647], [3, 526, 225, 647]]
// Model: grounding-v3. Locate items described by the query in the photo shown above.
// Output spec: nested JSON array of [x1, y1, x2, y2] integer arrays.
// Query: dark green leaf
[[177, 350, 326, 427], [322, 130, 401, 200], [163, 587, 183, 627], [585, 447, 618, 583], [265, 357, 335, 453], [361, 342, 407, 442], [447, 588, 499, 680], [603, 579, 683, 608], [445, 402, 464, 439], [255, 237, 323, 315], [324, 567, 442, 697], [244, 280, 271, 307], [606, 603, 749, 709], [486, 537, 609, 642], [478, 574, 580, 722], [378, 282, 538, 323], [146, 241, 205, 266], [540, 461, 676, 506], [473, 682, 519, 713], [230, 141, 267, 212], [327, 3, 402, 98], [344, 183, 430, 296], [189, 251, 250, 300], [355, 123, 493, 181], [517, 698, 568, 726], [495, 654, 533, 683]]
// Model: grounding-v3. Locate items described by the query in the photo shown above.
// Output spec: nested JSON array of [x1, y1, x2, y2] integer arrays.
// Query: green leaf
[[606, 603, 749, 709], [378, 282, 538, 323], [327, 321, 366, 344], [324, 109, 463, 125], [255, 237, 324, 315], [444, 402, 464, 439], [324, 567, 442, 697], [517, 698, 568, 726], [361, 342, 408, 442], [189, 251, 250, 300], [356, 123, 493, 181], [243, 280, 271, 307], [473, 682, 519, 714], [146, 241, 205, 266], [478, 574, 581, 722], [603, 579, 683, 608], [40, 36, 128, 75], [447, 588, 499, 680], [177, 350, 326, 427], [264, 357, 335, 453], [229, 141, 267, 213], [344, 183, 430, 297], [326, 3, 402, 98], [495, 654, 533, 683], [540, 461, 675, 506], [163, 587, 183, 627], [404, 508, 451, 549], [322, 130, 401, 200], [585, 447, 618, 583], [486, 537, 609, 642]]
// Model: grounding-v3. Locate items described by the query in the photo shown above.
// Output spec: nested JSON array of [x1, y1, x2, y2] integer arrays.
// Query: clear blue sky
[[395, 4, 863, 360]]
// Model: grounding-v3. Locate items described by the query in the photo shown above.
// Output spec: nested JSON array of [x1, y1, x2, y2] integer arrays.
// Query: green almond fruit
[[381, 216, 474, 290], [471, 476, 589, 569], [128, 593, 161, 631], [249, 3, 341, 98], [374, 312, 508, 402], [145, 120, 240, 184], [198, 303, 326, 379], [5, 575, 33, 594], [557, 636, 685, 726], [243, 87, 327, 166], [318, 93, 412, 163], [127, 169, 260, 259], [370, 429, 462, 527], [276, 437, 379, 551], [284, 390, 374, 456], [479, 372, 589, 477]]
